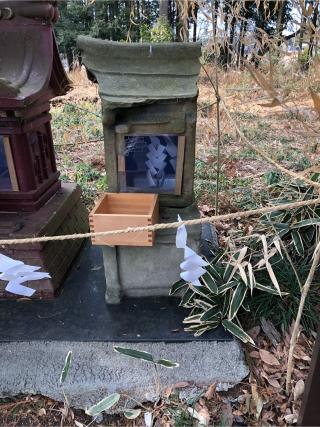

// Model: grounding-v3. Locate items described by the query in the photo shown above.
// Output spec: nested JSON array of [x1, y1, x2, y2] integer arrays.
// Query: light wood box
[[89, 193, 159, 246]]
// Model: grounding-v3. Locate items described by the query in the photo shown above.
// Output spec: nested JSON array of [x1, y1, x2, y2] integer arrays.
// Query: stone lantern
[[78, 37, 214, 303], [0, 1, 88, 298]]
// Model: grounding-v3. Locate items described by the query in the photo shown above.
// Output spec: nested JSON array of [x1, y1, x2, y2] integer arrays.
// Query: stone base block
[[0, 183, 88, 299], [0, 340, 248, 410], [102, 205, 215, 303]]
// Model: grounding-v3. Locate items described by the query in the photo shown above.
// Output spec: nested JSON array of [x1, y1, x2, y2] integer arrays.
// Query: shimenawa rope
[[0, 197, 319, 246]]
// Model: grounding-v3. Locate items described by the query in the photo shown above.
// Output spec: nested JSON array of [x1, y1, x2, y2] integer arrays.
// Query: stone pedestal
[[0, 183, 88, 299], [102, 205, 215, 303]]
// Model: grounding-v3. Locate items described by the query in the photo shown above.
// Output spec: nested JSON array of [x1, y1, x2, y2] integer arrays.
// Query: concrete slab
[[0, 340, 248, 410]]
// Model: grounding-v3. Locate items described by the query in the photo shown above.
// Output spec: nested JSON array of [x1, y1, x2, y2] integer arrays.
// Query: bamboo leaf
[[200, 305, 221, 322], [170, 278, 187, 296], [273, 238, 283, 258], [86, 393, 120, 417], [180, 288, 195, 307], [156, 358, 179, 368], [292, 218, 320, 228], [113, 347, 154, 363], [218, 280, 238, 294], [247, 262, 255, 293], [255, 282, 288, 295], [292, 230, 304, 256], [183, 314, 203, 324], [261, 234, 268, 259], [228, 246, 248, 282], [222, 291, 232, 316], [228, 282, 247, 320], [238, 264, 248, 286], [201, 271, 219, 294], [194, 299, 214, 310], [245, 62, 279, 99], [222, 320, 255, 345], [60, 351, 72, 384], [194, 326, 211, 337], [190, 284, 211, 299], [207, 264, 223, 281], [123, 409, 141, 420], [223, 263, 233, 282], [266, 262, 282, 296]]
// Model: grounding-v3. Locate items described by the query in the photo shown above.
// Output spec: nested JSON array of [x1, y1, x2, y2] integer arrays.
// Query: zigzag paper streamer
[[0, 253, 51, 297], [145, 137, 167, 188], [176, 215, 208, 286]]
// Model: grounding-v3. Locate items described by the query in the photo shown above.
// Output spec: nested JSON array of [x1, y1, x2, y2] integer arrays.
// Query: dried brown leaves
[[231, 323, 314, 426]]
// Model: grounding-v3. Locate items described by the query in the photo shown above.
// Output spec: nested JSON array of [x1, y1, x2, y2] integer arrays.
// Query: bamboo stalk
[[285, 239, 320, 395]]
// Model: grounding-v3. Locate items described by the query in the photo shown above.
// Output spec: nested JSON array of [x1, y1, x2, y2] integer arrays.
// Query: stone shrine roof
[[0, 9, 70, 109], [77, 37, 202, 110]]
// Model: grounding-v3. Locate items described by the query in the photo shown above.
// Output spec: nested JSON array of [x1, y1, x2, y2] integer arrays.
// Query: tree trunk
[[236, 20, 244, 68], [308, 1, 319, 60], [168, 0, 175, 29], [66, 46, 74, 72], [219, 0, 230, 67], [159, 0, 169, 19], [299, 1, 308, 50], [240, 20, 248, 65], [275, 0, 286, 46], [192, 1, 198, 42], [176, 1, 188, 42], [228, 15, 237, 66]]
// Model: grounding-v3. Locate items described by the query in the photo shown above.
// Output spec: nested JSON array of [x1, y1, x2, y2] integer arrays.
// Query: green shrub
[[298, 47, 310, 70], [150, 17, 173, 43], [172, 178, 320, 340]]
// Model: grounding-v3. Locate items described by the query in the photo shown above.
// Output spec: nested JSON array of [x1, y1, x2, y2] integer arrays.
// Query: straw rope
[[0, 197, 319, 246]]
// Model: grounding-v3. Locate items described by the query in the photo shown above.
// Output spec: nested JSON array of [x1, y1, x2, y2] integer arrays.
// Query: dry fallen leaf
[[261, 317, 281, 346], [249, 350, 261, 359], [162, 386, 173, 398], [284, 413, 298, 424], [266, 376, 281, 389], [259, 349, 280, 366], [220, 402, 234, 427], [248, 326, 261, 340], [293, 379, 305, 402], [37, 408, 46, 417], [205, 383, 216, 400], [172, 381, 190, 389], [250, 383, 264, 420]]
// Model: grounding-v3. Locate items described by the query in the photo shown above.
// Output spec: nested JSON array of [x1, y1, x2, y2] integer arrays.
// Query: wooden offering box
[[89, 193, 159, 246]]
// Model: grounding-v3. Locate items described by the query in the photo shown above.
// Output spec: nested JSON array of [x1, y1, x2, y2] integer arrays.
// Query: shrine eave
[[0, 20, 70, 110]]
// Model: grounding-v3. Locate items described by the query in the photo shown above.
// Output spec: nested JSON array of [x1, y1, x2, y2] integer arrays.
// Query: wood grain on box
[[89, 193, 159, 247]]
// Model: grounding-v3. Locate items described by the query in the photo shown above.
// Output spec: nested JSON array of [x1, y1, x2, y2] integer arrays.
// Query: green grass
[[51, 101, 103, 144]]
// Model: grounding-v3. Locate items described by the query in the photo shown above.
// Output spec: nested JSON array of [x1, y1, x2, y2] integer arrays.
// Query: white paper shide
[[176, 215, 208, 286], [0, 253, 51, 297]]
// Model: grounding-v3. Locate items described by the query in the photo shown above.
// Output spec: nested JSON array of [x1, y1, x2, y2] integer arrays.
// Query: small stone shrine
[[78, 37, 215, 303], [0, 1, 88, 298]]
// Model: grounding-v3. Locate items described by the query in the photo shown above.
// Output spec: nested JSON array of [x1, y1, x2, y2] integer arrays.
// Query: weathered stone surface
[[77, 37, 202, 109], [102, 205, 204, 301], [0, 340, 249, 410]]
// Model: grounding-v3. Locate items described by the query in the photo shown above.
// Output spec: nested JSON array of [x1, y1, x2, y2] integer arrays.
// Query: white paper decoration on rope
[[0, 253, 51, 297], [176, 215, 208, 286]]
